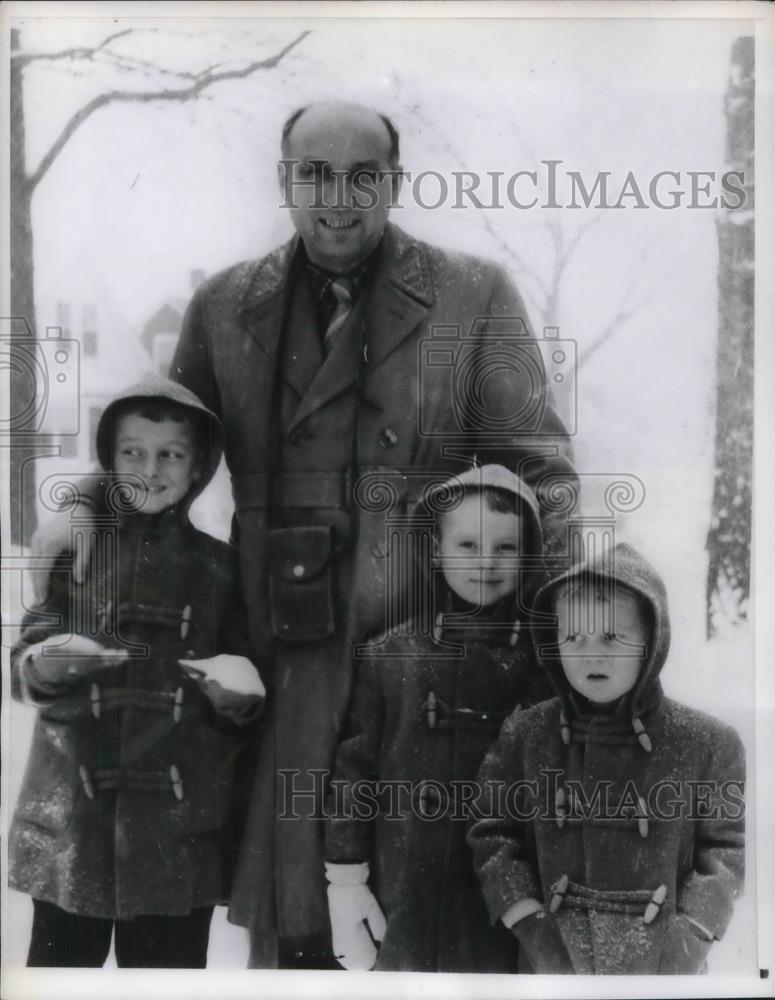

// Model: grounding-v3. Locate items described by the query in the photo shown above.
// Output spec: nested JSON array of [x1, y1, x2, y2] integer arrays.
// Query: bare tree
[[9, 24, 309, 545], [706, 36, 754, 636]]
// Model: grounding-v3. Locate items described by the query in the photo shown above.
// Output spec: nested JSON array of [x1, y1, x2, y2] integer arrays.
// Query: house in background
[[140, 270, 205, 375]]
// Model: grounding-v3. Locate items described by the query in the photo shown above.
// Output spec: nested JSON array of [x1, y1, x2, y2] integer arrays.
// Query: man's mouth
[[319, 217, 359, 230], [586, 673, 609, 681]]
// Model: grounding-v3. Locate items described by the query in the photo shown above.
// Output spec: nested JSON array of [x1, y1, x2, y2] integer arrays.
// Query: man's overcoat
[[171, 222, 577, 964]]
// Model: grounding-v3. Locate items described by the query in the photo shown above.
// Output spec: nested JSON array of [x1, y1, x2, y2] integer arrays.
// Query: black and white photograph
[[1, 3, 773, 998]]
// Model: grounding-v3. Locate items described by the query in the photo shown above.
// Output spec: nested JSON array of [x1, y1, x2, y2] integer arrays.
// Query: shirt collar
[[303, 242, 380, 304]]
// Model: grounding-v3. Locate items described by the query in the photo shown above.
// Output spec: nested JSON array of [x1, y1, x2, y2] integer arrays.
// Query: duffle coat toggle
[[423, 690, 513, 733], [546, 876, 668, 922], [553, 783, 650, 838]]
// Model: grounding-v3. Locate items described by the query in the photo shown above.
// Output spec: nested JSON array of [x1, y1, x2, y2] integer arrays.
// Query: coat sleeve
[[324, 653, 384, 865], [470, 266, 578, 559], [467, 707, 542, 924], [11, 555, 75, 706], [676, 724, 746, 939], [170, 282, 223, 419]]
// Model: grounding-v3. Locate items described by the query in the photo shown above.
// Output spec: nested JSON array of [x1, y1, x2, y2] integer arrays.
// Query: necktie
[[323, 277, 353, 355]]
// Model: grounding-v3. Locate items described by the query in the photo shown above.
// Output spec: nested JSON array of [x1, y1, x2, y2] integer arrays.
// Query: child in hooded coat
[[468, 542, 745, 975], [9, 375, 264, 968], [324, 465, 553, 973]]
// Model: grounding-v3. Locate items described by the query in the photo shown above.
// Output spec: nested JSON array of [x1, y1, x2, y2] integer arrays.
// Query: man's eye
[[566, 634, 579, 643], [355, 170, 379, 183], [602, 632, 617, 641], [497, 544, 517, 554], [459, 541, 476, 550]]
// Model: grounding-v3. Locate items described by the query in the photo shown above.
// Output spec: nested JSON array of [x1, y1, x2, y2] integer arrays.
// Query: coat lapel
[[366, 223, 436, 370], [238, 225, 436, 432], [238, 235, 313, 400], [287, 224, 436, 432]]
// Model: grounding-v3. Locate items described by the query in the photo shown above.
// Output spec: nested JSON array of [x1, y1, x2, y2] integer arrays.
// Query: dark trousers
[[28, 899, 214, 968]]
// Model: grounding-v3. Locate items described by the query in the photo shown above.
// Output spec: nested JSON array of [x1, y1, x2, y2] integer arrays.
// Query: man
[[33, 101, 577, 968]]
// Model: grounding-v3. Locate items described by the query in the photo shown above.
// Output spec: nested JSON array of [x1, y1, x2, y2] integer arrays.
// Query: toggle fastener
[[79, 764, 95, 799], [425, 691, 438, 730], [180, 605, 192, 640], [90, 683, 101, 719], [637, 795, 649, 839], [173, 686, 183, 723], [560, 711, 571, 745], [509, 621, 521, 648], [643, 884, 667, 924], [555, 786, 567, 828], [632, 717, 652, 753], [549, 873, 569, 914], [170, 764, 184, 801]]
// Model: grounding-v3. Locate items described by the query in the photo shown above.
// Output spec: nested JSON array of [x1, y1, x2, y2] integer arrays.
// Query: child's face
[[114, 414, 200, 514], [555, 582, 648, 704], [437, 495, 521, 607]]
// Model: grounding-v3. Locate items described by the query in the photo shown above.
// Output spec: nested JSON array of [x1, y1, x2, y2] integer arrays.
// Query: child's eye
[[602, 632, 617, 642], [458, 540, 476, 550], [566, 634, 580, 643], [120, 447, 141, 458], [497, 543, 517, 554]]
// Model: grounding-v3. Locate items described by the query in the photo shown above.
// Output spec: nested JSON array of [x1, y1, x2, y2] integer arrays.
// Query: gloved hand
[[325, 861, 386, 970], [31, 504, 96, 600], [20, 634, 127, 692], [509, 906, 575, 974], [179, 654, 266, 721]]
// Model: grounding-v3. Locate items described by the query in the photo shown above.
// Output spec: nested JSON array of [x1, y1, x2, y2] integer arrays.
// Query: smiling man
[[34, 101, 578, 969], [174, 99, 579, 969]]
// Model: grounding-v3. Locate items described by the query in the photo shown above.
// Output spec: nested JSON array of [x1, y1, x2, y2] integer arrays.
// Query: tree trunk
[[10, 28, 39, 546], [705, 36, 754, 636]]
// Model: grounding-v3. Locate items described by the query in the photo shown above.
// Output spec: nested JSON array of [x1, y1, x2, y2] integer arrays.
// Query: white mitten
[[179, 654, 265, 722], [20, 634, 127, 695], [325, 862, 386, 971], [178, 654, 266, 697]]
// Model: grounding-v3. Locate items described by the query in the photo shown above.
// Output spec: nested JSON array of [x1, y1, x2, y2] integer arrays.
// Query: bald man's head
[[281, 102, 401, 169], [278, 101, 403, 273]]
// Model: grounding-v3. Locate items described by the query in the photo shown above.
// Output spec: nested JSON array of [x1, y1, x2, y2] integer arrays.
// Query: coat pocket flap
[[269, 525, 332, 583]]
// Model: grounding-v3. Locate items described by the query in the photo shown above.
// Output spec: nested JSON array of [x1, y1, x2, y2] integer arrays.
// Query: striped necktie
[[323, 277, 354, 355]]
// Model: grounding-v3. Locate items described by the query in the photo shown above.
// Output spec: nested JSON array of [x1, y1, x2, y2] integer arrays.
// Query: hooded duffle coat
[[325, 467, 555, 972], [468, 543, 745, 975], [169, 222, 577, 963], [9, 377, 262, 919]]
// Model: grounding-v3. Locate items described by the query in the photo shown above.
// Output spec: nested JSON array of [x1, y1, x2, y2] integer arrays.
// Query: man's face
[[437, 495, 522, 607], [114, 414, 200, 514], [555, 582, 648, 704], [280, 103, 400, 274]]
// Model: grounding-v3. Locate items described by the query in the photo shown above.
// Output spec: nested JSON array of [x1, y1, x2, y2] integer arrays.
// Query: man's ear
[[390, 164, 404, 204]]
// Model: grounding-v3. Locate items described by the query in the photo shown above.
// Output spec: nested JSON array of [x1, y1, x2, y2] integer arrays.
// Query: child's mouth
[[587, 673, 609, 681]]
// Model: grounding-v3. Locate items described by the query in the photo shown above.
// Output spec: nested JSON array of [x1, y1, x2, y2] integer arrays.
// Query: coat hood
[[95, 374, 222, 511], [532, 543, 670, 748], [409, 464, 544, 630]]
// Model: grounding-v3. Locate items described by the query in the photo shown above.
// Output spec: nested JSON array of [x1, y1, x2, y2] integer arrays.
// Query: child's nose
[[143, 455, 160, 477]]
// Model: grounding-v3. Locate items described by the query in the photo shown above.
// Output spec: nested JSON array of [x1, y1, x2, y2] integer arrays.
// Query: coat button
[[292, 564, 305, 578], [377, 427, 398, 449], [288, 427, 310, 445]]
